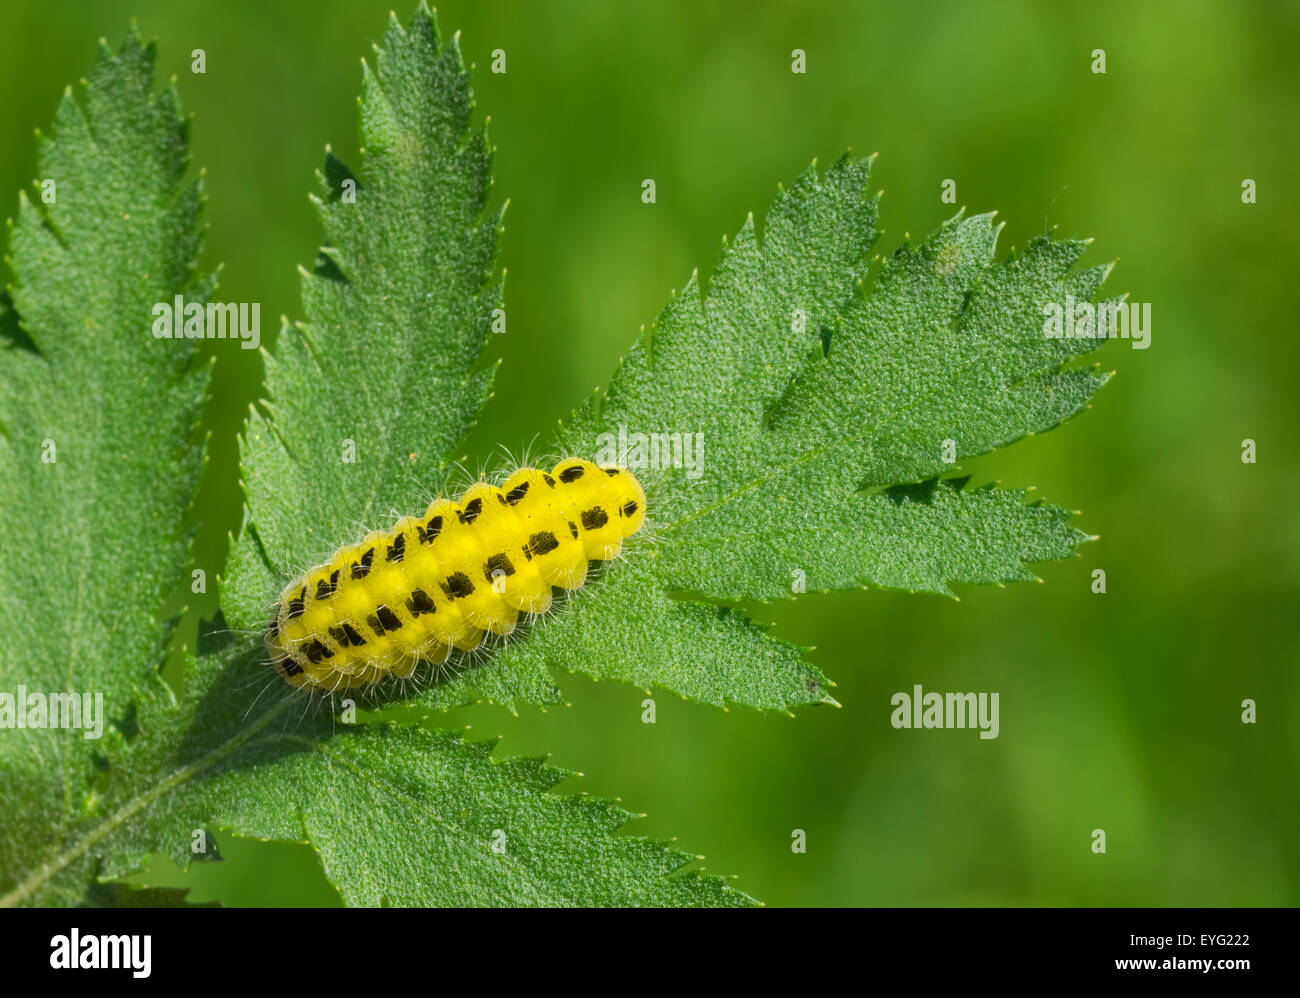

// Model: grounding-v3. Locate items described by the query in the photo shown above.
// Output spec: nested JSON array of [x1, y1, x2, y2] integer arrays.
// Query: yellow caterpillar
[[266, 458, 646, 691]]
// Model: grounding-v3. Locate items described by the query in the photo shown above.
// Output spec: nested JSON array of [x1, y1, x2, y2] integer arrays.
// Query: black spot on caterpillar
[[441, 572, 475, 601], [350, 548, 374, 579], [386, 534, 406, 563], [484, 552, 516, 581], [417, 515, 442, 545], [458, 497, 483, 524], [504, 482, 529, 505]]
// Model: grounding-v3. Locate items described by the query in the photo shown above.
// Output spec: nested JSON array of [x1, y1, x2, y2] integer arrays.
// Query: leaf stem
[[0, 698, 291, 908]]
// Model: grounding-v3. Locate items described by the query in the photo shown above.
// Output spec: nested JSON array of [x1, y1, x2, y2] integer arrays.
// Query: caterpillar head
[[547, 458, 646, 560]]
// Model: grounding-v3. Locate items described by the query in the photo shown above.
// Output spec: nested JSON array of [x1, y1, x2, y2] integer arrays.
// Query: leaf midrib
[[0, 694, 289, 908]]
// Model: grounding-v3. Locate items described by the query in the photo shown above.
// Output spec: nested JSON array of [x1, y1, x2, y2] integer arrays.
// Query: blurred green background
[[3, 0, 1296, 907]]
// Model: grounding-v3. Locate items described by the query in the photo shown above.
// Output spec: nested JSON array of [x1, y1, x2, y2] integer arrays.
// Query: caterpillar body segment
[[267, 459, 646, 691]]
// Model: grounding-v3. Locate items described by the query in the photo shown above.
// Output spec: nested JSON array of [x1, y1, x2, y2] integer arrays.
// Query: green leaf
[[394, 171, 1111, 714], [0, 33, 209, 701], [96, 637, 748, 907], [0, 29, 210, 904], [227, 9, 502, 630], [0, 9, 751, 909], [656, 212, 1114, 601]]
